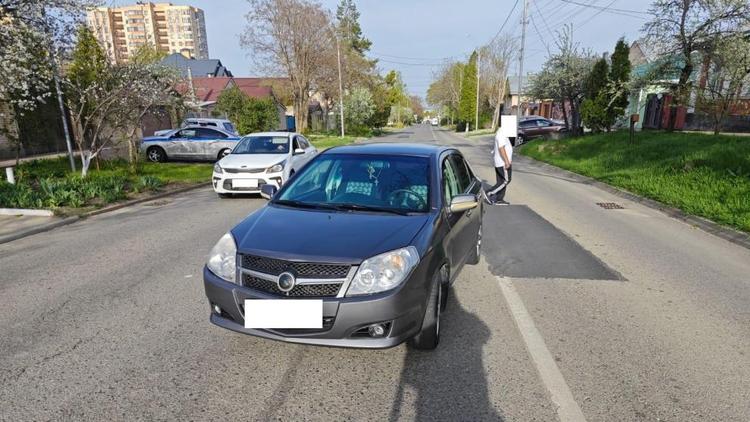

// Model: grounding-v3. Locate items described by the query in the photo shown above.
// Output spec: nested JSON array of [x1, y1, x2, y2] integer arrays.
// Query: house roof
[[232, 78, 274, 99], [176, 77, 232, 102], [160, 53, 233, 78]]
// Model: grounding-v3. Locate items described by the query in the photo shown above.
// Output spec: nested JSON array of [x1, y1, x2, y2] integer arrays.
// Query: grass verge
[[0, 157, 211, 211], [520, 131, 750, 233], [307, 134, 361, 150]]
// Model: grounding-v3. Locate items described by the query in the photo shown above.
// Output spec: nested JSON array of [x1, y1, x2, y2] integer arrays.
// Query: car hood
[[219, 153, 287, 169], [231, 205, 431, 264]]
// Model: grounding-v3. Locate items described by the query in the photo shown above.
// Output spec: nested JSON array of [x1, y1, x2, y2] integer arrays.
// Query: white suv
[[212, 132, 317, 197]]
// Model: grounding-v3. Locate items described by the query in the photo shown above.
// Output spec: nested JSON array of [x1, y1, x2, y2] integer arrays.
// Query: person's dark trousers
[[487, 166, 512, 201]]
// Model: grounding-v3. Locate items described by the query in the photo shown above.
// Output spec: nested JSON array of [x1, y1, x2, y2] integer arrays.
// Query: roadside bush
[[135, 175, 164, 192]]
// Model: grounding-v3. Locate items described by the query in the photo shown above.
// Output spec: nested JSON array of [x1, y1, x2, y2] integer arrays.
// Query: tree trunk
[[670, 62, 694, 131]]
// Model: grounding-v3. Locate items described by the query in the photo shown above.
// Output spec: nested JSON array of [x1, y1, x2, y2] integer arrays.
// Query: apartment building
[[86, 2, 209, 63]]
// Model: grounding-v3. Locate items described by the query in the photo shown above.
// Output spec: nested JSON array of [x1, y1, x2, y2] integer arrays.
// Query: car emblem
[[277, 272, 296, 293]]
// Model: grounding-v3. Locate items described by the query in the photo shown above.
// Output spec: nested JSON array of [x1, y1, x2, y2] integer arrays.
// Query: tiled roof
[[160, 53, 233, 78]]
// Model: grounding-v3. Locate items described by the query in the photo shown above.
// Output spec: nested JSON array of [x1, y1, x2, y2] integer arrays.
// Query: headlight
[[346, 247, 420, 296], [213, 162, 223, 173], [267, 161, 285, 173], [207, 232, 236, 282]]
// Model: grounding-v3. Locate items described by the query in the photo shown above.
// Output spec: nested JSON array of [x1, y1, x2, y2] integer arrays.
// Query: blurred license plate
[[244, 299, 323, 329], [232, 179, 258, 188]]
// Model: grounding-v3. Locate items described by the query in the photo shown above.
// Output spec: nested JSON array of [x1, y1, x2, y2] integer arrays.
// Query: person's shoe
[[493, 200, 510, 206]]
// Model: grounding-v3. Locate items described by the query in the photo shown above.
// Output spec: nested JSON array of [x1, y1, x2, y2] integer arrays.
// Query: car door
[[197, 128, 229, 160], [289, 135, 306, 172], [297, 135, 317, 166], [441, 153, 473, 273], [449, 154, 481, 265], [168, 128, 198, 158]]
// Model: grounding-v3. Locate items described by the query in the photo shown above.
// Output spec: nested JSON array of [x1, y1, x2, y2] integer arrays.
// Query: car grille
[[274, 317, 336, 335], [224, 167, 265, 174], [241, 255, 350, 279], [242, 274, 342, 297]]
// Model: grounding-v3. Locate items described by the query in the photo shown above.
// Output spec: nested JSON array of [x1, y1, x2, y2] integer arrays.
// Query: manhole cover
[[596, 202, 624, 209]]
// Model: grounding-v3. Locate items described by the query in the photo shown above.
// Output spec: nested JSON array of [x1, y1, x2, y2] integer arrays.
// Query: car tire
[[516, 135, 525, 146], [466, 224, 481, 265], [147, 146, 167, 163], [409, 271, 442, 351], [217, 148, 231, 160]]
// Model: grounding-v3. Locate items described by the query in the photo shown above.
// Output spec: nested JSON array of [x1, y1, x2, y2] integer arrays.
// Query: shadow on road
[[388, 294, 503, 421]]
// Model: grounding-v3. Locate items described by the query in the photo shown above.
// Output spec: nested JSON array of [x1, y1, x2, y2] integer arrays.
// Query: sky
[[110, 0, 654, 99]]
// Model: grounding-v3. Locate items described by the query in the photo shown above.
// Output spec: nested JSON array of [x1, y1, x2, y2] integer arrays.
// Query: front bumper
[[212, 171, 283, 194], [203, 266, 426, 348]]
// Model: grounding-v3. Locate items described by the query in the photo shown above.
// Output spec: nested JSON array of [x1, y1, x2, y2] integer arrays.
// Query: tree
[[697, 34, 750, 134], [409, 95, 424, 119], [458, 51, 478, 129], [66, 28, 183, 176], [216, 86, 279, 134], [528, 26, 596, 135], [480, 36, 517, 130], [427, 61, 464, 124], [242, 0, 334, 132], [384, 70, 409, 126], [341, 87, 375, 135], [581, 57, 610, 132], [608, 38, 631, 125], [336, 0, 371, 54], [642, 0, 750, 129]]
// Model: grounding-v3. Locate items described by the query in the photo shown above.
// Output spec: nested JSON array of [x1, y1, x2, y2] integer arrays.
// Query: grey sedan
[[140, 126, 242, 162]]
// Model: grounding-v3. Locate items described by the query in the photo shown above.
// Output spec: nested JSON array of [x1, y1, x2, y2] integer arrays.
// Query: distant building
[[86, 2, 209, 63], [160, 53, 232, 78]]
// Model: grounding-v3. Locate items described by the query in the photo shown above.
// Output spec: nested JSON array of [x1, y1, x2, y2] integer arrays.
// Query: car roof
[[324, 142, 451, 157], [241, 131, 294, 137], [184, 118, 231, 123], [178, 126, 235, 136]]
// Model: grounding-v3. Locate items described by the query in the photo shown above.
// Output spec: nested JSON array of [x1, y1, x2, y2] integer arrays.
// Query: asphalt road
[[1, 125, 749, 421]]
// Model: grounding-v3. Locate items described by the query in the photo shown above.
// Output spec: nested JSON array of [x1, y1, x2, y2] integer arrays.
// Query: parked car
[[516, 116, 567, 145], [153, 118, 238, 137], [203, 143, 483, 350], [431, 117, 439, 126], [141, 126, 241, 162], [212, 132, 317, 197]]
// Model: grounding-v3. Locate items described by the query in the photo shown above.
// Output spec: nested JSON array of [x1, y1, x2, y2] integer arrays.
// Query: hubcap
[[148, 150, 159, 161], [477, 226, 482, 255], [435, 284, 441, 336]]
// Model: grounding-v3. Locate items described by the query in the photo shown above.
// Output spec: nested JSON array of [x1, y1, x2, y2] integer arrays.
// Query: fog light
[[368, 324, 386, 337], [213, 304, 221, 315]]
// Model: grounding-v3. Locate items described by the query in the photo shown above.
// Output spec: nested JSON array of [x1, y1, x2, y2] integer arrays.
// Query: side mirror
[[293, 148, 305, 155], [449, 194, 478, 213], [260, 184, 278, 200]]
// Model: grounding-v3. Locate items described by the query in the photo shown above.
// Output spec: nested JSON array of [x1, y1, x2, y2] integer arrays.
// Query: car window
[[442, 156, 461, 204], [176, 128, 197, 138], [292, 136, 302, 151], [519, 120, 536, 128], [537, 119, 551, 127], [449, 154, 472, 192], [197, 128, 226, 139], [298, 136, 310, 149], [233, 136, 290, 154], [277, 154, 431, 213], [223, 123, 236, 133]]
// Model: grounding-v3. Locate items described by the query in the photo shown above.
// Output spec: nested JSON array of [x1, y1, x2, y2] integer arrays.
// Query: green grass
[[1, 157, 211, 210], [307, 134, 361, 150], [466, 128, 495, 137], [520, 131, 750, 233]]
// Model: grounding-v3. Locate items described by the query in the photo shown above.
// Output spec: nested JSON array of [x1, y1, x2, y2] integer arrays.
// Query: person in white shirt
[[484, 125, 513, 205]]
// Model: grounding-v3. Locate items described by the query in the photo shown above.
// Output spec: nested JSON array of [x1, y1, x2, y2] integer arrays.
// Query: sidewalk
[[0, 214, 77, 244]]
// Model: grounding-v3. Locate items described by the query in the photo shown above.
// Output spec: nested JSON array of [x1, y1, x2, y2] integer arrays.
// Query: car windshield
[[233, 136, 289, 154], [275, 154, 431, 213]]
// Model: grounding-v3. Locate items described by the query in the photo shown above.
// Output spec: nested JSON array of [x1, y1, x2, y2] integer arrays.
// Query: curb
[[0, 182, 210, 245], [515, 154, 750, 251]]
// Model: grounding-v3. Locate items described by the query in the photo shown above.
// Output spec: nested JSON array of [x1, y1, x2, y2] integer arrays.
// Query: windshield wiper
[[330, 203, 411, 216], [273, 200, 339, 210]]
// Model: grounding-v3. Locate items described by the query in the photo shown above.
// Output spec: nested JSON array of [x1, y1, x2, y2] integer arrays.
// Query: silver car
[[141, 126, 242, 162]]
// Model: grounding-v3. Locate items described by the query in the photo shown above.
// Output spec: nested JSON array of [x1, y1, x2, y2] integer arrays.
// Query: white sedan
[[212, 132, 317, 197]]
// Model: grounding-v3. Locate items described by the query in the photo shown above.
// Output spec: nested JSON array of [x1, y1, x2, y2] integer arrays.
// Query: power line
[[375, 58, 444, 67], [369, 51, 465, 62], [529, 13, 551, 56], [557, 0, 649, 16], [489, 0, 521, 45], [532, 0, 557, 39]]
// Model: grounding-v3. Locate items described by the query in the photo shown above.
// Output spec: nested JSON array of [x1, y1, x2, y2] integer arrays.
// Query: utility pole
[[517, 0, 529, 119], [335, 33, 345, 138], [475, 48, 481, 132]]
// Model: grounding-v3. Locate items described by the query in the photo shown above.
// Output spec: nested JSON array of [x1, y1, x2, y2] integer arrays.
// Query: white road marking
[[496, 276, 588, 422]]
